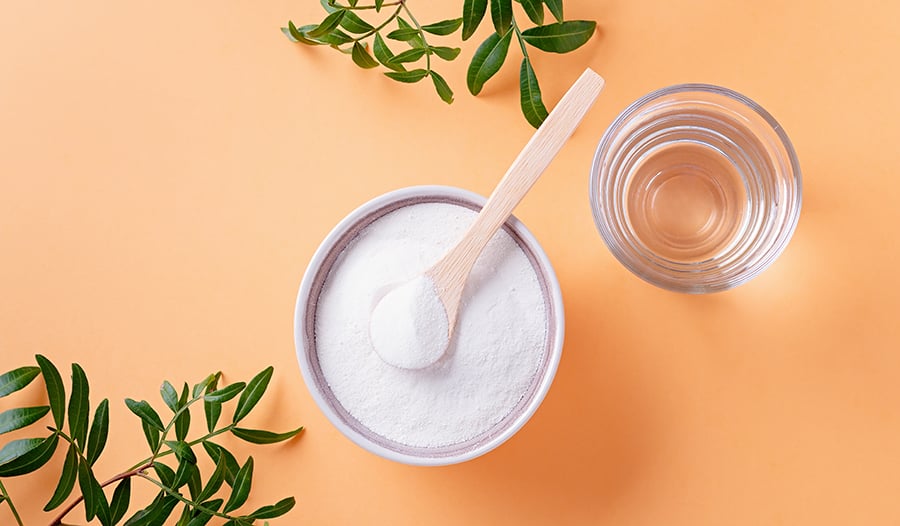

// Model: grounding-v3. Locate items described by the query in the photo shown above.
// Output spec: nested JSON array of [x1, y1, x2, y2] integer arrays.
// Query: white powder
[[315, 202, 547, 448], [369, 276, 449, 370]]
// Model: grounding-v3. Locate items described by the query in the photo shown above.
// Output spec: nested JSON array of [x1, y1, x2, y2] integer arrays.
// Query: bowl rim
[[293, 185, 565, 466]]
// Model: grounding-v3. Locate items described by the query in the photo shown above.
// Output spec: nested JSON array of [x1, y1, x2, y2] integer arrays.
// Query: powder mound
[[369, 276, 449, 369]]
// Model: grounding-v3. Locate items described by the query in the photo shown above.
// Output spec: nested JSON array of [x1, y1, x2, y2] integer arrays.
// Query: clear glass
[[590, 84, 802, 293]]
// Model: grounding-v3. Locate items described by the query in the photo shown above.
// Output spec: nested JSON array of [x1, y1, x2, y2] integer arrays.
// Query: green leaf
[[284, 21, 322, 45], [422, 18, 463, 36], [490, 0, 513, 35], [202, 441, 240, 486], [340, 11, 375, 33], [196, 454, 227, 502], [187, 460, 202, 500], [462, 0, 488, 40], [176, 505, 192, 526], [204, 403, 221, 435], [123, 494, 179, 526], [391, 47, 427, 63], [431, 71, 454, 103], [109, 478, 132, 525], [386, 27, 420, 42], [0, 434, 58, 477], [385, 69, 429, 83], [36, 355, 65, 428], [317, 27, 353, 45], [521, 20, 596, 53], [351, 42, 380, 69], [175, 411, 190, 442], [375, 0, 384, 11], [152, 462, 176, 487], [192, 373, 218, 399], [232, 366, 273, 424], [96, 482, 113, 526], [179, 383, 189, 407], [78, 459, 99, 521], [396, 17, 426, 47], [430, 46, 461, 61], [249, 497, 296, 520], [173, 457, 198, 489], [68, 364, 90, 448], [186, 499, 223, 526], [307, 9, 346, 38], [519, 58, 548, 128], [175, 384, 190, 442], [86, 399, 109, 466], [0, 366, 40, 398], [373, 33, 405, 72], [0, 406, 50, 435], [165, 440, 197, 464], [519, 0, 545, 24], [282, 25, 299, 43], [231, 426, 304, 445], [142, 420, 160, 452], [160, 381, 179, 413], [223, 456, 254, 513], [125, 399, 165, 431], [0, 437, 42, 465], [44, 444, 78, 511], [202, 374, 221, 434], [203, 382, 245, 404], [544, 0, 563, 22], [466, 30, 512, 95]]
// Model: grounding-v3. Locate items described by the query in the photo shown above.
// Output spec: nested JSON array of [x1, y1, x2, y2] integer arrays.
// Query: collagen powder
[[369, 275, 449, 370], [314, 202, 548, 448]]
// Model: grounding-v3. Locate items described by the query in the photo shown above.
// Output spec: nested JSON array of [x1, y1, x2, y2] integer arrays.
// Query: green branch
[[136, 473, 242, 522], [399, 1, 432, 72], [0, 479, 24, 526], [49, 462, 153, 526]]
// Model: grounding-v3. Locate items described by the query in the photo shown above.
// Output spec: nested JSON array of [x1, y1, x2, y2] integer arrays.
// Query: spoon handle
[[429, 69, 604, 321], [470, 69, 605, 249]]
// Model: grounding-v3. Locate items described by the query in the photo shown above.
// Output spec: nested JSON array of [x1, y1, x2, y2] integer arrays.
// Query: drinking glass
[[590, 84, 802, 293]]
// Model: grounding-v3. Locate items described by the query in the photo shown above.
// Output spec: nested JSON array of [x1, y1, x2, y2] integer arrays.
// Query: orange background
[[2, 0, 900, 524]]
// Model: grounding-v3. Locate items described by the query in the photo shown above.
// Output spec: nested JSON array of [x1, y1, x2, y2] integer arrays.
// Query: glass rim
[[589, 83, 803, 293]]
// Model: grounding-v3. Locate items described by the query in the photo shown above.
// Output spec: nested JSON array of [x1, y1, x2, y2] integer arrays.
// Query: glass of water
[[590, 84, 802, 293]]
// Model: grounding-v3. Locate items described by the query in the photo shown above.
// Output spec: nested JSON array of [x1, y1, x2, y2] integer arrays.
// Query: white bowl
[[294, 185, 564, 466]]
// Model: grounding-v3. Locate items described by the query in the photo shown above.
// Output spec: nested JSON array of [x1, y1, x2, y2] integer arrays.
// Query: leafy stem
[[0, 479, 24, 526], [149, 393, 202, 460], [329, 0, 402, 10], [54, 429, 87, 462], [49, 463, 153, 526], [512, 19, 530, 59], [137, 473, 242, 523], [284, 0, 597, 126], [0, 359, 300, 525], [398, 1, 432, 72], [350, 4, 404, 44], [126, 422, 235, 472]]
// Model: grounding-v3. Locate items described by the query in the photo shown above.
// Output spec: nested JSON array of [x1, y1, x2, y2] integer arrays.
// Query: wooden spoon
[[370, 69, 605, 369]]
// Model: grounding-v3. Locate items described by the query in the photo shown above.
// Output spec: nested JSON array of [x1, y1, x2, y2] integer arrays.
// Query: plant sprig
[[0, 356, 302, 526], [283, 0, 596, 127]]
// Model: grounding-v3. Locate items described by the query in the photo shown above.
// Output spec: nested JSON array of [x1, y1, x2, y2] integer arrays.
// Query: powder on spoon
[[315, 202, 547, 448], [369, 275, 449, 370]]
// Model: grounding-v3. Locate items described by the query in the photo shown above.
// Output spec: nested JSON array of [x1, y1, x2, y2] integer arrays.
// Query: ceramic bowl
[[294, 185, 564, 466]]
